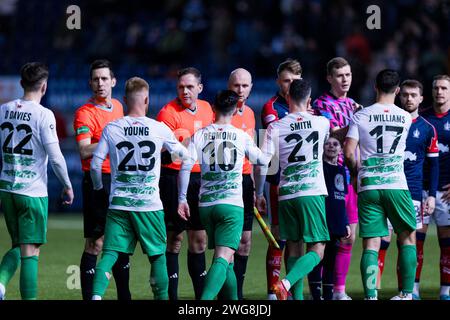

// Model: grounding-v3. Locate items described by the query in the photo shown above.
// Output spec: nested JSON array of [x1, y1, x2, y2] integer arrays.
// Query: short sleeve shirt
[[157, 98, 214, 172], [73, 98, 124, 173]]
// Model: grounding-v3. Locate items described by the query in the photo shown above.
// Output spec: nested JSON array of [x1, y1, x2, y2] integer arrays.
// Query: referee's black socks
[[234, 253, 249, 300], [187, 251, 206, 300], [80, 252, 97, 300], [112, 252, 131, 300], [166, 251, 179, 300]]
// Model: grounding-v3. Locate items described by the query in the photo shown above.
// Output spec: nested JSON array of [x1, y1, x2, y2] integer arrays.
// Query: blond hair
[[125, 77, 149, 97]]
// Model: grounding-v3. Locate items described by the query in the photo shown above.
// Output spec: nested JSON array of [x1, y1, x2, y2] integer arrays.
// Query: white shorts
[[387, 199, 422, 230], [422, 190, 450, 227]]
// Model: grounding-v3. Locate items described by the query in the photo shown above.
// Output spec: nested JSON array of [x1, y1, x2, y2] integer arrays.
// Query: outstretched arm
[[176, 133, 196, 221], [254, 164, 269, 214], [44, 142, 73, 205], [90, 155, 104, 191]]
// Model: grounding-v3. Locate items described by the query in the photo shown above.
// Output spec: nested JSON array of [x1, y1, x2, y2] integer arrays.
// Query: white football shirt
[[346, 103, 412, 192], [0, 99, 59, 197], [94, 116, 188, 212], [263, 112, 330, 201], [186, 123, 267, 207]]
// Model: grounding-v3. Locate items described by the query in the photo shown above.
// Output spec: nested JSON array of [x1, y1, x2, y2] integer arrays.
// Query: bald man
[[226, 68, 256, 300]]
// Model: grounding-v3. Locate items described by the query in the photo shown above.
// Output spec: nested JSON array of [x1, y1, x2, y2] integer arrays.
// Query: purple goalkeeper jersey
[[313, 91, 358, 129], [313, 91, 359, 168]]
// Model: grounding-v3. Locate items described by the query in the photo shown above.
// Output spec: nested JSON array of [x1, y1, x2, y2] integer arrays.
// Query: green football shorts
[[199, 204, 243, 251], [103, 209, 166, 256], [279, 195, 329, 243], [0, 191, 48, 246], [358, 189, 416, 238]]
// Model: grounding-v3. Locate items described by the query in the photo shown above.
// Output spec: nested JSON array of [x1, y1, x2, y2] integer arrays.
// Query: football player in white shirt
[[90, 77, 189, 300], [255, 79, 330, 300], [0, 62, 73, 300], [344, 69, 417, 300], [178, 90, 269, 300]]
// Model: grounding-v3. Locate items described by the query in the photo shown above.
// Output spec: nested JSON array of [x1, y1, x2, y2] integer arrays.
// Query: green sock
[[287, 257, 304, 300], [0, 247, 20, 286], [149, 254, 169, 300], [92, 250, 119, 298], [200, 257, 228, 300], [285, 251, 320, 291], [220, 262, 238, 300], [360, 249, 378, 298], [20, 255, 39, 300], [398, 245, 417, 294]]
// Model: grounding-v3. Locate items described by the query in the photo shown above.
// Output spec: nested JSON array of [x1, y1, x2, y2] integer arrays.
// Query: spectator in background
[[1, 1, 447, 115]]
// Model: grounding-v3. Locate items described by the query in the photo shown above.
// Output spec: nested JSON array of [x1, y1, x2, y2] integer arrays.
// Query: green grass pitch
[[0, 214, 443, 300]]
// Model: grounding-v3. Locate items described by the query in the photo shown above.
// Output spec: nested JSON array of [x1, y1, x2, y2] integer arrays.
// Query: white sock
[[281, 279, 291, 291], [0, 283, 5, 298], [92, 295, 102, 300], [440, 285, 450, 296], [413, 282, 420, 295]]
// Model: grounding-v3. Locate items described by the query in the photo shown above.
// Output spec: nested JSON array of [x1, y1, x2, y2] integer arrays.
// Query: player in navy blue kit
[[376, 79, 439, 299], [420, 75, 450, 300], [307, 135, 351, 300]]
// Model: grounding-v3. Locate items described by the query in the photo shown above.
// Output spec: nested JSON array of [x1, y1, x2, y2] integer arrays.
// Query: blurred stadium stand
[[0, 0, 448, 212]]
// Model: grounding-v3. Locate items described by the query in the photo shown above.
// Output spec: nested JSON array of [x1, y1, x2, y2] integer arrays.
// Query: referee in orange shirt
[[157, 67, 214, 300], [73, 60, 131, 300]]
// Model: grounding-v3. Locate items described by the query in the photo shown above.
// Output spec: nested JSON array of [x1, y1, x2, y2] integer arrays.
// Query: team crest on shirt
[[297, 117, 303, 121], [405, 151, 417, 161], [438, 143, 450, 153], [264, 114, 276, 124], [413, 129, 420, 138], [384, 109, 389, 113], [444, 121, 450, 131], [334, 174, 345, 192]]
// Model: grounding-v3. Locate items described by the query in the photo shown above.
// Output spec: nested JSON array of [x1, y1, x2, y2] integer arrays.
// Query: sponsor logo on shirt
[[76, 126, 89, 135], [444, 121, 450, 131], [404, 151, 417, 161], [438, 143, 449, 153]]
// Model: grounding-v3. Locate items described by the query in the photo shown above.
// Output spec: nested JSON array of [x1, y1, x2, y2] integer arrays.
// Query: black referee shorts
[[159, 167, 203, 234], [242, 174, 255, 232], [82, 171, 111, 239]]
